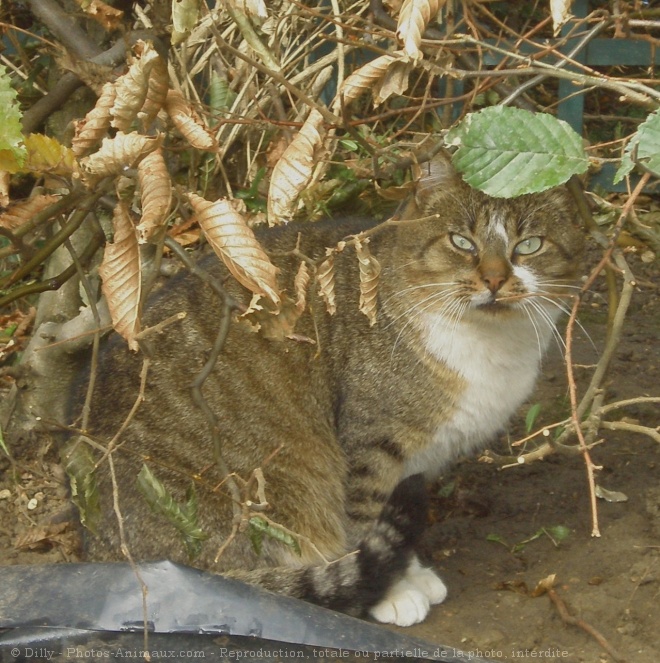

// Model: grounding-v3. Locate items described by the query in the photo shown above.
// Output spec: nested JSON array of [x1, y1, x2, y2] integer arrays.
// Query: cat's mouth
[[476, 300, 508, 313]]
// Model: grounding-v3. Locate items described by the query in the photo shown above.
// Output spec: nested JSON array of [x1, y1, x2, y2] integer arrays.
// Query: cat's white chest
[[404, 312, 551, 478]]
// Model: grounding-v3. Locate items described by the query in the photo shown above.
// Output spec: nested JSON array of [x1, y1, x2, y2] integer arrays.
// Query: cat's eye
[[450, 233, 476, 253], [514, 236, 543, 256]]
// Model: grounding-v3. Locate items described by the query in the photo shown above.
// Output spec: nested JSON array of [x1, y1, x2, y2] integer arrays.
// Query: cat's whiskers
[[535, 294, 597, 351], [417, 297, 469, 363], [382, 281, 461, 307], [388, 287, 466, 361], [519, 300, 545, 358], [522, 297, 567, 354]]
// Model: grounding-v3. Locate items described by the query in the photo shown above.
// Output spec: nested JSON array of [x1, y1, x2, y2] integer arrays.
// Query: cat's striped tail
[[226, 474, 429, 620]]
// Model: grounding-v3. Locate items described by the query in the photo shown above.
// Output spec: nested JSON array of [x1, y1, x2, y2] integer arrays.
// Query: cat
[[69, 154, 584, 627]]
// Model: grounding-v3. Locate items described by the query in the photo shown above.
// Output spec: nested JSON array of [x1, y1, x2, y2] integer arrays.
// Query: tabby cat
[[72, 154, 583, 627]]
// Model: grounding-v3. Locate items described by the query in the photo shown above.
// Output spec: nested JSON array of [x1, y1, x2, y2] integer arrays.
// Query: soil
[[1, 244, 658, 663]]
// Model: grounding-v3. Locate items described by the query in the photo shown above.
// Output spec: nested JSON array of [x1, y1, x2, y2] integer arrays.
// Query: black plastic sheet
[[0, 561, 495, 662]]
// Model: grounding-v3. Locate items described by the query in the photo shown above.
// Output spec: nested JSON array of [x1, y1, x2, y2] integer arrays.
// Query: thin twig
[[547, 587, 628, 663], [107, 451, 151, 660]]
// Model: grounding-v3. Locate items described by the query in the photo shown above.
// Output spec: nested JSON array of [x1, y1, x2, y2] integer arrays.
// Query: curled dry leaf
[[373, 58, 413, 105], [396, 0, 444, 62], [332, 53, 399, 112], [531, 573, 557, 598], [98, 202, 142, 351], [316, 249, 336, 316], [73, 0, 123, 31], [165, 89, 217, 151], [139, 55, 169, 130], [79, 132, 162, 183], [267, 109, 325, 225], [137, 148, 172, 243], [188, 193, 281, 307], [0, 172, 9, 207], [235, 0, 268, 21], [14, 521, 76, 553], [240, 295, 308, 342], [293, 261, 310, 314], [71, 81, 116, 157], [111, 40, 162, 131], [0, 194, 61, 231], [355, 238, 381, 326], [551, 0, 573, 36]]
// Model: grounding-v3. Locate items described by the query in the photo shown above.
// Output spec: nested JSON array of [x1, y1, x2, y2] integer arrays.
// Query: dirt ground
[[0, 244, 658, 663]]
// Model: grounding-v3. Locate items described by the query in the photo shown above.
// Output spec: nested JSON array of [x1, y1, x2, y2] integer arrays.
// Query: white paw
[[406, 557, 448, 605], [369, 579, 430, 627]]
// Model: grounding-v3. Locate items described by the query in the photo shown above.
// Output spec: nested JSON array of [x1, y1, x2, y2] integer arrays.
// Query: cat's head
[[384, 153, 584, 330]]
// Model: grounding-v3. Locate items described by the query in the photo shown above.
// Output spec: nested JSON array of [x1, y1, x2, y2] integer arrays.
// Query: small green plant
[[487, 525, 571, 554], [248, 516, 301, 557]]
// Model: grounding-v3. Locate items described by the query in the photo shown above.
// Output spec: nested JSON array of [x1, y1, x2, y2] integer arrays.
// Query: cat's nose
[[482, 272, 507, 293], [478, 254, 511, 294]]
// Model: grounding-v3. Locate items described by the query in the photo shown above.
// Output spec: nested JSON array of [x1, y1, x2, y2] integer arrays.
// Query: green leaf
[[61, 439, 101, 535], [544, 525, 571, 543], [209, 70, 237, 116], [445, 106, 589, 197], [0, 64, 26, 173], [512, 529, 544, 553], [525, 403, 542, 434], [248, 521, 264, 555], [436, 480, 456, 499], [486, 533, 509, 548], [248, 516, 301, 556], [614, 151, 635, 184], [0, 424, 9, 457], [339, 139, 359, 152], [171, 0, 200, 45], [137, 464, 207, 559], [614, 108, 660, 183]]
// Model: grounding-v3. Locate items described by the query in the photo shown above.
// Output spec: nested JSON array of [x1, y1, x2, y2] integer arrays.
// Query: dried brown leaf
[[111, 40, 162, 131], [235, 0, 268, 21], [551, 0, 573, 36], [0, 195, 61, 231], [72, 81, 116, 157], [316, 249, 336, 315], [355, 238, 381, 326], [375, 180, 416, 201], [267, 109, 325, 224], [531, 573, 557, 598], [293, 261, 310, 314], [333, 53, 402, 112], [55, 52, 114, 93], [14, 521, 76, 553], [74, 0, 123, 31], [139, 55, 169, 130], [78, 132, 162, 183], [167, 229, 201, 248], [373, 59, 413, 105], [165, 89, 217, 151], [98, 202, 142, 350], [188, 193, 281, 307], [137, 148, 172, 243], [0, 172, 9, 207], [396, 0, 444, 62], [240, 295, 305, 342]]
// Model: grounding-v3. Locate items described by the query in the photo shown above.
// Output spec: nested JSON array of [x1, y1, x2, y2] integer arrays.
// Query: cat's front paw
[[406, 559, 448, 605], [369, 579, 430, 627]]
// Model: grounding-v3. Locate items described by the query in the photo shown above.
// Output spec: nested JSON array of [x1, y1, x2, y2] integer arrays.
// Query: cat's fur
[[71, 156, 583, 626]]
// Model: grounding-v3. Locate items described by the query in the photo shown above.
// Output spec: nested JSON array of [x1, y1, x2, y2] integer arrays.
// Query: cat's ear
[[414, 150, 461, 204]]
